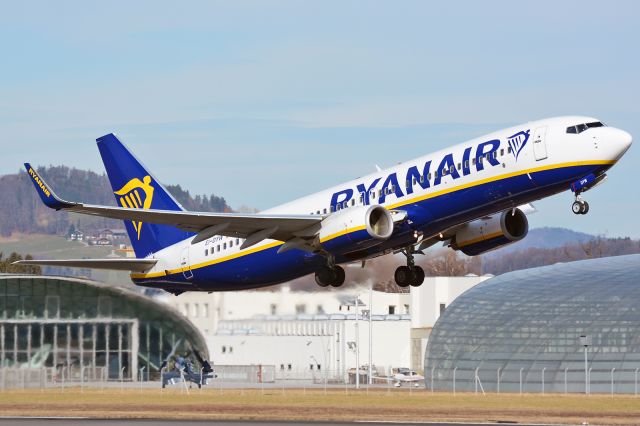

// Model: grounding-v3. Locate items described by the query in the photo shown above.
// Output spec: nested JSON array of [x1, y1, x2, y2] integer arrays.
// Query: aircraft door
[[180, 246, 193, 280], [532, 126, 548, 161]]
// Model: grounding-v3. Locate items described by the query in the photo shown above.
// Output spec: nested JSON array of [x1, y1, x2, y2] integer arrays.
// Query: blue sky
[[1, 1, 638, 237]]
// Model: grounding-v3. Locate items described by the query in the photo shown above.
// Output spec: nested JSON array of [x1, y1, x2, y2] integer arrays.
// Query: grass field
[[0, 234, 131, 285], [1, 387, 639, 424]]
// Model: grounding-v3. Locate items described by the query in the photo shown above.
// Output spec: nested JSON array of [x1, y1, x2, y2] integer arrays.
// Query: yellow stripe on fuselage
[[319, 224, 367, 243], [131, 160, 614, 280]]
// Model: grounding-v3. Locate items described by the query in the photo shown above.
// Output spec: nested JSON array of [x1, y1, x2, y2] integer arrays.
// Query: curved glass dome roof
[[0, 274, 208, 380], [424, 254, 640, 393]]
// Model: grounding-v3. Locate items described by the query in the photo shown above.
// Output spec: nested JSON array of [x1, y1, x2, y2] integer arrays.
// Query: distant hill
[[487, 227, 595, 255], [0, 166, 232, 237]]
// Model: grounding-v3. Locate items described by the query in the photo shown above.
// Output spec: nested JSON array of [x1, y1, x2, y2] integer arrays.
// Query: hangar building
[[424, 254, 640, 394], [0, 274, 208, 382], [159, 275, 490, 378]]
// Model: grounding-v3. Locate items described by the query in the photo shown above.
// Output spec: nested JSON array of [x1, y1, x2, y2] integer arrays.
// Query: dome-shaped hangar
[[0, 274, 208, 380], [424, 254, 640, 394]]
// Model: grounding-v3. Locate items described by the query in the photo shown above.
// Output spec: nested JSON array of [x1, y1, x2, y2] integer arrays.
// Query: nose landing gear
[[571, 195, 590, 215], [394, 247, 425, 287]]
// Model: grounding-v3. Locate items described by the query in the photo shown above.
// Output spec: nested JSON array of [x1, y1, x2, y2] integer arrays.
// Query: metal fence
[[425, 366, 640, 395]]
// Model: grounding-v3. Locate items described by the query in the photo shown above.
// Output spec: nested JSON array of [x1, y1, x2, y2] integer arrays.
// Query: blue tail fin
[[96, 133, 193, 257]]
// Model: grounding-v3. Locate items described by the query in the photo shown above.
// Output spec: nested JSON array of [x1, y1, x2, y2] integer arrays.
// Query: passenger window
[[330, 206, 335, 212], [351, 199, 355, 206], [216, 245, 220, 252], [507, 147, 512, 154], [205, 249, 208, 256], [492, 151, 497, 159], [419, 175, 424, 183], [472, 158, 476, 165], [323, 208, 327, 214], [500, 149, 504, 156], [457, 163, 461, 170], [223, 243, 227, 250], [343, 201, 348, 209], [230, 240, 233, 247], [464, 160, 469, 168], [370, 191, 376, 199], [413, 177, 417, 185], [427, 173, 432, 181], [434, 171, 438, 178], [236, 238, 239, 245], [479, 157, 483, 165]]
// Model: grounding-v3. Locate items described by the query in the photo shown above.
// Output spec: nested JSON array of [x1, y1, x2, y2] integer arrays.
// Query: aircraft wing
[[13, 258, 157, 272], [24, 163, 323, 247]]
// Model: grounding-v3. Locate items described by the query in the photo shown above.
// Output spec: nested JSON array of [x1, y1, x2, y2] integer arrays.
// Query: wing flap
[[13, 259, 157, 272]]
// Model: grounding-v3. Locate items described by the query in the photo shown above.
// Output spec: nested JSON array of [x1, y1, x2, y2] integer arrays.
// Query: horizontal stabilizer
[[12, 258, 157, 272]]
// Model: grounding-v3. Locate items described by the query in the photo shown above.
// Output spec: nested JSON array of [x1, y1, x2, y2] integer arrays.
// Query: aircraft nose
[[608, 127, 633, 159], [620, 129, 633, 151]]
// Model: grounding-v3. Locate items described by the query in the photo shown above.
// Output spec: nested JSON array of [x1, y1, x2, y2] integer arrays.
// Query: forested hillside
[[0, 166, 232, 237]]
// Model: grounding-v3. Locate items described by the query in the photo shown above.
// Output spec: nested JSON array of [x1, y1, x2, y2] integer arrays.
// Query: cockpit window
[[566, 121, 605, 134]]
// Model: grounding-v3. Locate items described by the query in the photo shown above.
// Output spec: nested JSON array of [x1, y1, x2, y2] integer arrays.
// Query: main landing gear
[[315, 255, 346, 288], [571, 195, 590, 215], [394, 248, 425, 288]]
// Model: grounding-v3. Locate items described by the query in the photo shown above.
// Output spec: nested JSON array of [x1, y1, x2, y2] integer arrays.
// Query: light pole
[[368, 283, 373, 385], [580, 335, 591, 395], [355, 296, 360, 389]]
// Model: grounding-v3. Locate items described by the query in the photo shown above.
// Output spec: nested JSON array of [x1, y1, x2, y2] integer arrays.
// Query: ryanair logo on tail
[[507, 129, 530, 161], [114, 176, 154, 240]]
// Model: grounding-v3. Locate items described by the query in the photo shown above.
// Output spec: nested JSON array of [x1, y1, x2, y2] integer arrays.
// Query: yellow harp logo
[[114, 175, 154, 240]]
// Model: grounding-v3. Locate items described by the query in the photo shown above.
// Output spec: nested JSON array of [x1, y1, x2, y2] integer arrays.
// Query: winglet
[[23, 163, 76, 210]]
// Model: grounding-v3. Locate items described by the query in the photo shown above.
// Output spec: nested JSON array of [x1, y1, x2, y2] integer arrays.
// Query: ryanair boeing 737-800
[[17, 116, 632, 294]]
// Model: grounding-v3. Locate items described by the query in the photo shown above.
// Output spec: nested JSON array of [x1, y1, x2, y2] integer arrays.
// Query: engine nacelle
[[318, 205, 394, 254], [451, 208, 528, 256]]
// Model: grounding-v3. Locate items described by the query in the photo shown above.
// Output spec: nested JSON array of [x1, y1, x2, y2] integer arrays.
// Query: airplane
[[17, 116, 632, 294], [391, 368, 424, 388]]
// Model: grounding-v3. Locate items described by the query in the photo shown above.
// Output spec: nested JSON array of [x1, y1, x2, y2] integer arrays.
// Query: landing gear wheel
[[315, 265, 346, 288], [314, 266, 334, 287], [572, 201, 583, 215], [330, 266, 346, 287], [395, 266, 412, 287], [581, 201, 589, 215], [410, 266, 425, 287]]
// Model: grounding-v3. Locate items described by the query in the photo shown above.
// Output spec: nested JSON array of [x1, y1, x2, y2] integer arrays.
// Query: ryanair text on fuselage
[[330, 130, 530, 209]]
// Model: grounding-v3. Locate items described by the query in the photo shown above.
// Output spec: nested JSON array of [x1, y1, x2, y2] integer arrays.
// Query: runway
[[0, 420, 550, 426]]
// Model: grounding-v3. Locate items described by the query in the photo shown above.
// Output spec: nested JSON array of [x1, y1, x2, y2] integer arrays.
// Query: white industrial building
[[157, 275, 489, 379]]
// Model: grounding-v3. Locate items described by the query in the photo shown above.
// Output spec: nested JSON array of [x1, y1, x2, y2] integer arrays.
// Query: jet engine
[[451, 208, 528, 256], [318, 205, 394, 254]]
